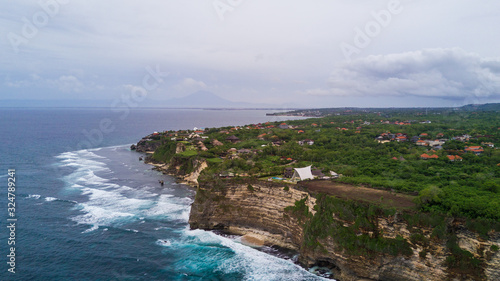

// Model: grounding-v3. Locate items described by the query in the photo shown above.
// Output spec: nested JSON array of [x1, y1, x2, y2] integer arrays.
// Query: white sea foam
[[82, 225, 99, 233], [144, 195, 191, 221], [27, 194, 41, 199], [73, 203, 135, 227], [45, 197, 57, 202], [56, 149, 121, 192], [184, 230, 328, 281], [156, 239, 172, 247]]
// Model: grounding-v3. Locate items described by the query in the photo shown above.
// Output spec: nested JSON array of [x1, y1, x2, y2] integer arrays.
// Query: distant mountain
[[160, 91, 298, 109]]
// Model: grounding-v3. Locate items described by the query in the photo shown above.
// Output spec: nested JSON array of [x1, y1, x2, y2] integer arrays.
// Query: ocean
[[0, 108, 327, 281]]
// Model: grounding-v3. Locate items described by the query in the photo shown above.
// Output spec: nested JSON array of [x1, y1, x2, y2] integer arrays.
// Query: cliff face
[[137, 141, 208, 186], [131, 137, 162, 152], [147, 156, 207, 186], [189, 180, 500, 281], [189, 180, 315, 249]]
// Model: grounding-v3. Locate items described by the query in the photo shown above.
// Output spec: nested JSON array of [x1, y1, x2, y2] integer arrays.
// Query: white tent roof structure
[[292, 166, 314, 181]]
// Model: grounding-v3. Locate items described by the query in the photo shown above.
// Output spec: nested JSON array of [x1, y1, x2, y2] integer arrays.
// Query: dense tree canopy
[[149, 107, 500, 220]]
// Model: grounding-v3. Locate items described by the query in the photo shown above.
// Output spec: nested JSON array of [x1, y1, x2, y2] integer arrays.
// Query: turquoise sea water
[[0, 108, 327, 281]]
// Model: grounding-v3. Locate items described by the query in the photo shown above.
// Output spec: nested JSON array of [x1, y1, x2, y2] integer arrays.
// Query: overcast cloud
[[1, 0, 499, 107]]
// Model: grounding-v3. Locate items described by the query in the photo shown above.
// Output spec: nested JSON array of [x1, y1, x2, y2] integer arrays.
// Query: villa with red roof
[[447, 155, 463, 161], [465, 146, 484, 155]]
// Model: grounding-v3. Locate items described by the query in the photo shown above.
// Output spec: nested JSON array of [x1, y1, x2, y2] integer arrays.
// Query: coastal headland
[[132, 104, 500, 280]]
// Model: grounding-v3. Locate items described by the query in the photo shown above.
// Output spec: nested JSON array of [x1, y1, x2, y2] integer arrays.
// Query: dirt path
[[300, 180, 416, 210]]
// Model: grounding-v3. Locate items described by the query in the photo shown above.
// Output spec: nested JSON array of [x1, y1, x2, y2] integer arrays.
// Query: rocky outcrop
[[131, 137, 162, 153], [183, 159, 207, 186], [175, 142, 186, 154], [189, 180, 500, 281], [146, 156, 207, 186]]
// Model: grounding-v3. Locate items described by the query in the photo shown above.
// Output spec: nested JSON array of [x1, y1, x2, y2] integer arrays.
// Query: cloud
[[306, 48, 500, 101], [2, 1, 500, 107], [48, 75, 84, 92], [174, 78, 208, 94], [5, 74, 89, 95]]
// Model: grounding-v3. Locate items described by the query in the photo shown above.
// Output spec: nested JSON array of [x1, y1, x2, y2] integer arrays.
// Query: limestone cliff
[[189, 180, 500, 281], [138, 141, 208, 186], [189, 180, 315, 249], [146, 156, 207, 186]]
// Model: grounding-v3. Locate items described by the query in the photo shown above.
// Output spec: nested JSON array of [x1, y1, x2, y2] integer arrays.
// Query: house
[[298, 139, 314, 146], [330, 171, 339, 178], [465, 146, 484, 155], [416, 140, 427, 146], [426, 140, 445, 147], [226, 135, 240, 143], [421, 153, 438, 160], [212, 139, 224, 146], [257, 133, 267, 140], [279, 123, 289, 129], [411, 136, 420, 143], [447, 155, 463, 161], [297, 130, 305, 134], [291, 166, 315, 181], [482, 142, 495, 148], [396, 136, 407, 142], [284, 167, 294, 178], [312, 168, 326, 179], [453, 134, 471, 142], [219, 171, 235, 178]]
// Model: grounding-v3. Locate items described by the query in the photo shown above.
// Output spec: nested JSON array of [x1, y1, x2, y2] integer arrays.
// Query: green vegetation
[[284, 197, 311, 223], [179, 149, 198, 157], [151, 141, 177, 163], [491, 245, 499, 252], [297, 194, 413, 257], [446, 234, 484, 278], [146, 105, 500, 222], [284, 194, 489, 276]]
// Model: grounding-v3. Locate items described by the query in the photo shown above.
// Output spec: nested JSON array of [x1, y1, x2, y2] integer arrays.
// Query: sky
[[1, 0, 500, 108]]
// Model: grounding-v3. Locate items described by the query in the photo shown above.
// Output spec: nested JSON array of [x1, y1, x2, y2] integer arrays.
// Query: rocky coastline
[[132, 136, 500, 281]]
